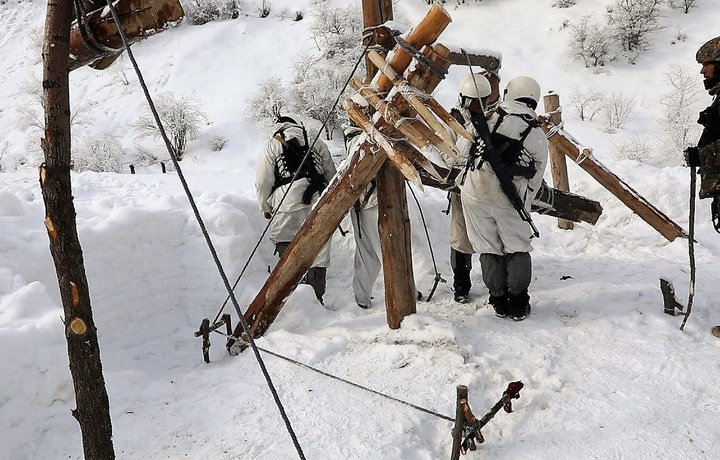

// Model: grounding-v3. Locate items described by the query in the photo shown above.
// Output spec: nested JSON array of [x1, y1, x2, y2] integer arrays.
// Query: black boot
[[305, 267, 327, 304], [451, 249, 472, 303], [508, 290, 531, 321], [489, 294, 509, 318]]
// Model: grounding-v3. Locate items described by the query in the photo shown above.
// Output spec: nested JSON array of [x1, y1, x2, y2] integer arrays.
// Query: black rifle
[[466, 111, 540, 238]]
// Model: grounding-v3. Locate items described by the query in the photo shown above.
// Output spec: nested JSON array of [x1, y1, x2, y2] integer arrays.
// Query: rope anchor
[[451, 381, 524, 457], [194, 314, 232, 363]]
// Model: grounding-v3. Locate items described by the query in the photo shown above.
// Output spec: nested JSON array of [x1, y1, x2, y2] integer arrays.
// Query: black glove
[[685, 147, 700, 167]]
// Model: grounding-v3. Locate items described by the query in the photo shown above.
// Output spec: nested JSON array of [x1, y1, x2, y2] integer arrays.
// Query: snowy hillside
[[1, 0, 720, 459]]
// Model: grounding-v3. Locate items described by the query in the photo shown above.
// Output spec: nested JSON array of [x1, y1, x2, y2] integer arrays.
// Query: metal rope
[[407, 184, 445, 302], [217, 331, 455, 423], [102, 2, 306, 458], [211, 42, 372, 324]]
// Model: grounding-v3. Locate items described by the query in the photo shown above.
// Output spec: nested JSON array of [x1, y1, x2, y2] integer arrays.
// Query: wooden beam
[[69, 0, 184, 71], [543, 93, 574, 230], [539, 116, 687, 242]]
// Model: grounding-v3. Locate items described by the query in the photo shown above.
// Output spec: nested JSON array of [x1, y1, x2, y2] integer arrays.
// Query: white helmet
[[503, 76, 541, 108], [459, 73, 492, 99]]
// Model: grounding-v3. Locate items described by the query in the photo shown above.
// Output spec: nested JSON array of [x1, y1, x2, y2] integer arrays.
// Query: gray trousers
[[479, 252, 531, 297]]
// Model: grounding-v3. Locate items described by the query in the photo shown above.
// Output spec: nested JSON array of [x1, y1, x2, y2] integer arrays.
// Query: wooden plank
[[539, 116, 687, 241]]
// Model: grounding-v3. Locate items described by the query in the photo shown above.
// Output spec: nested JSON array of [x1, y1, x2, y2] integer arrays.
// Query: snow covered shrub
[[256, 0, 270, 18], [246, 76, 288, 126], [210, 135, 228, 152], [183, 0, 241, 25], [293, 61, 345, 140], [600, 90, 636, 133], [553, 0, 577, 7], [608, 0, 662, 63], [657, 64, 702, 163], [569, 86, 604, 121], [668, 0, 697, 14], [132, 92, 208, 161], [569, 15, 613, 67], [72, 131, 126, 173], [611, 134, 660, 164]]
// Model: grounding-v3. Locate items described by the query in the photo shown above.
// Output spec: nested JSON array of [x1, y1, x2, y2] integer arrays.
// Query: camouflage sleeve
[[698, 140, 720, 198]]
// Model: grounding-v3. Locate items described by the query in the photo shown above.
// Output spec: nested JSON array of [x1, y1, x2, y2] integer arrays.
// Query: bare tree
[[41, 1, 115, 458]]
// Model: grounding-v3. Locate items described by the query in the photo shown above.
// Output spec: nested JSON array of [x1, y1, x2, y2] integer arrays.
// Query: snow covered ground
[[1, 0, 720, 458]]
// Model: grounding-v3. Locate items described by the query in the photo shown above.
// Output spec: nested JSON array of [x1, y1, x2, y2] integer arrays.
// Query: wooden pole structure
[[69, 0, 184, 71], [374, 3, 451, 328], [538, 115, 687, 242], [543, 92, 574, 230], [450, 385, 468, 460]]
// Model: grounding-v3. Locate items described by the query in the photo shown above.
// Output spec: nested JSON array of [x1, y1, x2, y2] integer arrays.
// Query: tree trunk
[[41, 1, 115, 458]]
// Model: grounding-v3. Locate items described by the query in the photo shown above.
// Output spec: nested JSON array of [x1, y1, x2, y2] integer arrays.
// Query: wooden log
[[543, 93, 574, 230], [377, 160, 417, 329], [375, 3, 452, 92], [538, 116, 687, 241], [69, 0, 184, 71]]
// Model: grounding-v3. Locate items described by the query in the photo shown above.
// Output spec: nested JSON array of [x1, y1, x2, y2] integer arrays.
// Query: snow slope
[[1, 0, 720, 458]]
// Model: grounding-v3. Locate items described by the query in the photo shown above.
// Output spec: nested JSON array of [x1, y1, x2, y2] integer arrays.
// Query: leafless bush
[[601, 90, 636, 133], [133, 92, 208, 161], [569, 87, 604, 121], [246, 76, 288, 126], [72, 131, 126, 173], [553, 0, 577, 7], [611, 134, 660, 164]]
